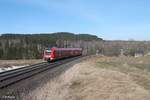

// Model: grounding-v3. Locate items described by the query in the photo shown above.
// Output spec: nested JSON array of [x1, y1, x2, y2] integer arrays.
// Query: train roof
[[51, 47, 82, 51]]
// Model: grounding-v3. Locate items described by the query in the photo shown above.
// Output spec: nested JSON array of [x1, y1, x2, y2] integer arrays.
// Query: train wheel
[[47, 58, 51, 63]]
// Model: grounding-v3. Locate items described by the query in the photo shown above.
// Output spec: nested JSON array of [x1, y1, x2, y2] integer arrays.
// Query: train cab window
[[45, 50, 51, 55]]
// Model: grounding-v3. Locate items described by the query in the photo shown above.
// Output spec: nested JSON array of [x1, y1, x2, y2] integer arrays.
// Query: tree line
[[0, 32, 102, 59], [0, 32, 150, 60]]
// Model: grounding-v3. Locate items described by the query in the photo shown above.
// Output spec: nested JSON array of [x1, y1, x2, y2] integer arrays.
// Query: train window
[[45, 50, 51, 55], [56, 50, 59, 55], [59, 50, 61, 55]]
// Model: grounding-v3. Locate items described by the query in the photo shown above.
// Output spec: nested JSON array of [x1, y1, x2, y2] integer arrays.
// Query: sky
[[0, 0, 150, 40]]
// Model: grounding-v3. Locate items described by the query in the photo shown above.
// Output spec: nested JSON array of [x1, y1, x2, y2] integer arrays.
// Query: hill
[[0, 32, 103, 59]]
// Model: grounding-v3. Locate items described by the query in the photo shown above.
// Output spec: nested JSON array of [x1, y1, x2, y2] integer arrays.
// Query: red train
[[43, 47, 82, 62]]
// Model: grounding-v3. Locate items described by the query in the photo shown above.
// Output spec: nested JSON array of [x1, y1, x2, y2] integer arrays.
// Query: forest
[[0, 32, 149, 59], [0, 32, 102, 59]]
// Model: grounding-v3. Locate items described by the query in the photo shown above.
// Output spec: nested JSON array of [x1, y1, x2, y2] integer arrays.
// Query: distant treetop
[[1, 32, 103, 41]]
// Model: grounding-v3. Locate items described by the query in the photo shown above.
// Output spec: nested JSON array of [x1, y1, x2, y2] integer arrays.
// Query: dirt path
[[24, 56, 150, 100]]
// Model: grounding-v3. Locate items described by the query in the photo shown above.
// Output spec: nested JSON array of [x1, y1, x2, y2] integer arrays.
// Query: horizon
[[0, 0, 150, 40], [1, 32, 150, 41]]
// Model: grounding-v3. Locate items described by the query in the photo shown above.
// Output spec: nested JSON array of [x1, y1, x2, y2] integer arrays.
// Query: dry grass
[[96, 56, 150, 92], [0, 59, 44, 68], [23, 56, 150, 100]]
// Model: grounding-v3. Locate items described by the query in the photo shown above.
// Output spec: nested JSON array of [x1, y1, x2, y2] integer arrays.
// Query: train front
[[43, 48, 52, 62]]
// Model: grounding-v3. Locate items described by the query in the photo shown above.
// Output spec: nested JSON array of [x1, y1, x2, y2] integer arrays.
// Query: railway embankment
[[1, 56, 150, 100], [23, 56, 150, 100], [0, 56, 86, 100], [0, 59, 43, 72]]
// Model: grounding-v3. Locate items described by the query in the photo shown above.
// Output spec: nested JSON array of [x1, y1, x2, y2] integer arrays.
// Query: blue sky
[[0, 0, 150, 40]]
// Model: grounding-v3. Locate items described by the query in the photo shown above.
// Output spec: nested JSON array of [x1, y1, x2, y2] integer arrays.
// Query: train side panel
[[44, 48, 82, 62]]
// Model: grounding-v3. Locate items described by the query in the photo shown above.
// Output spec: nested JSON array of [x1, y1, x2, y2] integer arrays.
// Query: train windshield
[[45, 49, 51, 55]]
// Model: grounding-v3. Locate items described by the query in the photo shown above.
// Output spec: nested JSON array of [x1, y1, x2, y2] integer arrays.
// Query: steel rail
[[0, 56, 81, 89], [0, 62, 47, 77]]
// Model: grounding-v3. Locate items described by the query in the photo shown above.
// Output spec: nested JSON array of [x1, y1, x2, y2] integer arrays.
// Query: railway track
[[0, 56, 81, 89]]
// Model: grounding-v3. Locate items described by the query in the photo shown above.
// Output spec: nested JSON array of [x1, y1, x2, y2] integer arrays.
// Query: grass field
[[0, 59, 43, 68], [96, 56, 150, 93], [24, 56, 150, 100]]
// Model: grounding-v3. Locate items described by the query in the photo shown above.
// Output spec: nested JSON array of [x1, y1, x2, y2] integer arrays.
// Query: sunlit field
[[96, 56, 150, 92]]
